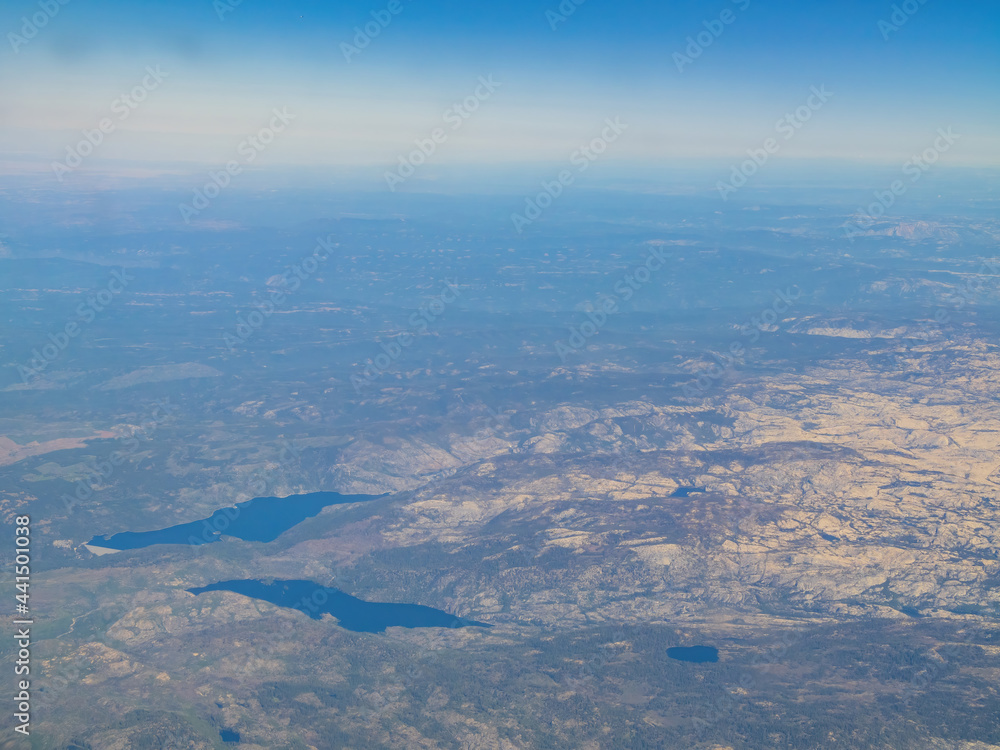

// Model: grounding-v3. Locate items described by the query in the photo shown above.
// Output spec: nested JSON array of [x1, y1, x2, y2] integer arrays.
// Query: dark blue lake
[[188, 579, 492, 634], [671, 486, 707, 498], [667, 645, 719, 663], [88, 491, 382, 551], [219, 728, 240, 743]]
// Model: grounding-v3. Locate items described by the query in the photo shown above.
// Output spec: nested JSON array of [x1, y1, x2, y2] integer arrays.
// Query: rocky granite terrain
[[11, 328, 999, 749]]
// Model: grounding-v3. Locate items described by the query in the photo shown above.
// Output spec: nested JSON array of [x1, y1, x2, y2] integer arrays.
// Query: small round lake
[[670, 486, 707, 498], [220, 728, 240, 743]]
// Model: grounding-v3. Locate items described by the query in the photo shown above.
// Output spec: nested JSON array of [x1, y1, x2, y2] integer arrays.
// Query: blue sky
[[1, 0, 997, 177]]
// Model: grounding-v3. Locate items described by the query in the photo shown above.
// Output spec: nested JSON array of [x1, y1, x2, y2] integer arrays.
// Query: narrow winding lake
[[87, 491, 382, 551], [188, 579, 492, 633]]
